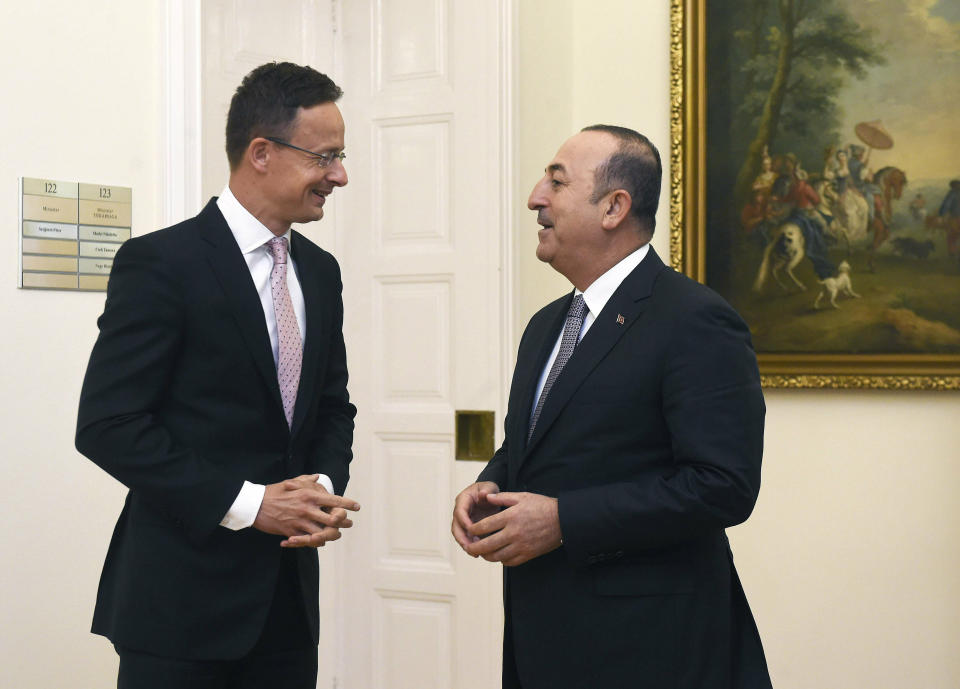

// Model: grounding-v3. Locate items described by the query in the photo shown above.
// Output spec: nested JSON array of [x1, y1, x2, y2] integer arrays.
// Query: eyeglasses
[[265, 137, 346, 168]]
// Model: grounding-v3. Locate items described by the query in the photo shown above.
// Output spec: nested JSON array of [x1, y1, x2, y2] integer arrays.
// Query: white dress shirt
[[216, 186, 333, 530], [531, 244, 650, 420]]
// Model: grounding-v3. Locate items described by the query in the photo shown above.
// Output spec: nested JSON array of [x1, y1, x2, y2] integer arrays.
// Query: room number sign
[[19, 177, 131, 291]]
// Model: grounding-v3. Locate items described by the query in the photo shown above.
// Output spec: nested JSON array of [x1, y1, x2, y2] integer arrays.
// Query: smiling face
[[527, 131, 619, 281], [259, 102, 347, 233]]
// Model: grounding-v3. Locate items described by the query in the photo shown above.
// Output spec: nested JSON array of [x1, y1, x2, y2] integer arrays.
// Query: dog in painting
[[814, 260, 860, 309]]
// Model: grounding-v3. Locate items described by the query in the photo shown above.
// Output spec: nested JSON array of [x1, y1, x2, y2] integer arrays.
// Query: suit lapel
[[512, 296, 571, 454], [289, 231, 326, 439], [198, 200, 284, 415], [523, 248, 667, 457]]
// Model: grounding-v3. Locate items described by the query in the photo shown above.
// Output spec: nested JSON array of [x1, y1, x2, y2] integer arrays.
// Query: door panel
[[338, 1, 507, 687]]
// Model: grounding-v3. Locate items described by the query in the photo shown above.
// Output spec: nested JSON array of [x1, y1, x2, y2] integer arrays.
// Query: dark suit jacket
[[478, 248, 771, 689], [75, 199, 355, 660]]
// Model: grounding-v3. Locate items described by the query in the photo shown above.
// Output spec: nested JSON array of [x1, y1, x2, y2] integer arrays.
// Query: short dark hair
[[225, 62, 343, 169], [582, 124, 662, 234]]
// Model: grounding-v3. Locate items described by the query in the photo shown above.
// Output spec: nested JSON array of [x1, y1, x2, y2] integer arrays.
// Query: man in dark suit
[[452, 126, 771, 689], [76, 62, 359, 688]]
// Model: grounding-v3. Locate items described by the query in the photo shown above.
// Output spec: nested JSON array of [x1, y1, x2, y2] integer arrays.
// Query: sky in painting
[[832, 0, 960, 183]]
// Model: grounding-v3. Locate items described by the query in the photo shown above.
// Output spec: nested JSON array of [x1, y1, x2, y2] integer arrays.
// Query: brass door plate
[[455, 410, 495, 461]]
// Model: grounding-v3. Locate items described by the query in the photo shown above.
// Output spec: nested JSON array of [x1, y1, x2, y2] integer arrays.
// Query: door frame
[[159, 0, 202, 227]]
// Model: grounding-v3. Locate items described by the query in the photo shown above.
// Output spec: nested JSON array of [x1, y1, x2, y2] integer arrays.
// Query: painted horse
[[867, 166, 907, 270]]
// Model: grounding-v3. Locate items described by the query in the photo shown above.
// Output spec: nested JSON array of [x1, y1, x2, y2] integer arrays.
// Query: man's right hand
[[451, 481, 500, 553], [253, 474, 360, 548]]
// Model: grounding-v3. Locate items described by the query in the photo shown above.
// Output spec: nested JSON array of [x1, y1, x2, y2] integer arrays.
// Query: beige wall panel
[[22, 255, 79, 272], [21, 194, 79, 224], [22, 178, 79, 198], [78, 200, 132, 227], [21, 237, 79, 255], [79, 183, 132, 203], [78, 275, 110, 291], [21, 272, 78, 289]]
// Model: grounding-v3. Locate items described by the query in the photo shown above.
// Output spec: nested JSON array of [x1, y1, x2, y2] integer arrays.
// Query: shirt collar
[[216, 185, 291, 255], [578, 243, 650, 317]]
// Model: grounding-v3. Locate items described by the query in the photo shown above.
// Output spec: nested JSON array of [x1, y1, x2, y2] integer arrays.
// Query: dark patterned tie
[[528, 294, 586, 441], [267, 237, 302, 428]]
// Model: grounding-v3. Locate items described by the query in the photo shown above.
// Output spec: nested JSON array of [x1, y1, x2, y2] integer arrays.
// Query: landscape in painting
[[704, 0, 960, 354]]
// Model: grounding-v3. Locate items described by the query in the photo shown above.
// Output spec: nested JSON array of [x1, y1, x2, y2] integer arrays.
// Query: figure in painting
[[742, 147, 780, 245], [847, 145, 884, 223], [909, 193, 927, 222], [822, 145, 850, 200], [936, 179, 960, 259]]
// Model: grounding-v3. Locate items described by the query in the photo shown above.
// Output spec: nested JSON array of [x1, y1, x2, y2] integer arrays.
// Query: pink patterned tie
[[267, 237, 302, 427]]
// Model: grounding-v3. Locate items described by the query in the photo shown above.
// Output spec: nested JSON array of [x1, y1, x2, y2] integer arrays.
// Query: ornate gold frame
[[668, 0, 960, 390]]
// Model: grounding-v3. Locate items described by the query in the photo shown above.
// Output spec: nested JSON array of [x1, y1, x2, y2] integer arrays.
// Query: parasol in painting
[[854, 120, 894, 150]]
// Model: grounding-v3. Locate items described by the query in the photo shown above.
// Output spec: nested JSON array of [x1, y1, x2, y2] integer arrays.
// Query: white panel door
[[200, 1, 510, 686], [336, 1, 509, 688]]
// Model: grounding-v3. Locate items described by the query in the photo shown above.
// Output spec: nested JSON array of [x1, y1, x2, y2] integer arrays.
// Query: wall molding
[[499, 0, 517, 411], [160, 0, 202, 227]]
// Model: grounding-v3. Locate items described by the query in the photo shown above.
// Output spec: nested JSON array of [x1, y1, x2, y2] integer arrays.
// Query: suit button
[[614, 550, 624, 559], [586, 555, 598, 565]]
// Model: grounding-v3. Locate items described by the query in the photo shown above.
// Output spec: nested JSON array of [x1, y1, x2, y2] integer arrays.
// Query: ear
[[600, 189, 633, 231], [247, 138, 271, 173]]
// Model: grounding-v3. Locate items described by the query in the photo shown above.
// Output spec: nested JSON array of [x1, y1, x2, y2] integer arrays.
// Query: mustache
[[536, 212, 553, 226]]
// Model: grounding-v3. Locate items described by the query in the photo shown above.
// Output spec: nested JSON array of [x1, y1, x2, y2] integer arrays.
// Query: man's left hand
[[284, 476, 355, 548], [466, 492, 562, 567]]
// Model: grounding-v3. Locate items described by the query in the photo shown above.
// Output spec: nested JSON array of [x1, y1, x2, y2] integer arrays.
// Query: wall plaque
[[19, 177, 131, 291]]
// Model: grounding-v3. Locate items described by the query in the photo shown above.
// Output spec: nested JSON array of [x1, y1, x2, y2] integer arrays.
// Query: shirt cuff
[[316, 473, 334, 494], [220, 481, 266, 531], [219, 474, 335, 531]]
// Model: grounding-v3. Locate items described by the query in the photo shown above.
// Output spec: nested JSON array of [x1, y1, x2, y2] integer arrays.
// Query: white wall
[[514, 2, 960, 688], [0, 2, 160, 687], [513, 0, 672, 334]]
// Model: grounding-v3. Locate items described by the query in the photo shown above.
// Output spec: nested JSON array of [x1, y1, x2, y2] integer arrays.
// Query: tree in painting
[[732, 0, 882, 203]]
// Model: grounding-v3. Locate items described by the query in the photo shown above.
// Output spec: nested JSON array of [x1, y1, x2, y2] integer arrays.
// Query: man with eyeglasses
[[76, 62, 359, 688]]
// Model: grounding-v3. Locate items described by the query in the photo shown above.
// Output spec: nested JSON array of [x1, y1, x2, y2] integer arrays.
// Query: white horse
[[814, 180, 870, 246]]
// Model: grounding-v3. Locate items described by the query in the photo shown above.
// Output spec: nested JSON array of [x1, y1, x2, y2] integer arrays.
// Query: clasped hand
[[451, 482, 562, 567], [254, 474, 360, 548]]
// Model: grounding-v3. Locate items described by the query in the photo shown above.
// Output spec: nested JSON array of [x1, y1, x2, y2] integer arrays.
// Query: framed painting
[[670, 0, 960, 389]]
